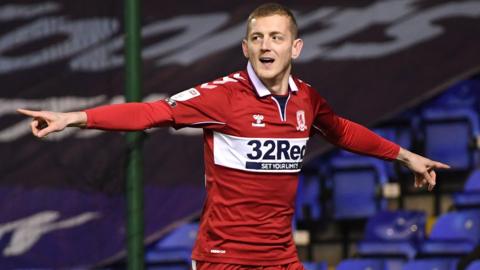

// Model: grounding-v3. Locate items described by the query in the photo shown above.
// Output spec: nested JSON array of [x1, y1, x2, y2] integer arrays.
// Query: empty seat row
[[455, 169, 480, 209], [357, 209, 480, 259], [336, 258, 480, 270], [297, 153, 392, 222], [297, 163, 480, 225]]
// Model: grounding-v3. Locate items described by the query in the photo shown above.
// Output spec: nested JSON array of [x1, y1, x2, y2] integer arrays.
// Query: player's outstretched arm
[[396, 147, 450, 191], [17, 109, 87, 138]]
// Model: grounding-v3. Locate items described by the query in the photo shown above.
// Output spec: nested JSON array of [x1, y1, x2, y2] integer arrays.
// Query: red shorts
[[192, 260, 306, 270]]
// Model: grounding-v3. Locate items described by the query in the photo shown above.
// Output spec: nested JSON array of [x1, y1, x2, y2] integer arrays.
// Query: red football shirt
[[85, 63, 399, 265]]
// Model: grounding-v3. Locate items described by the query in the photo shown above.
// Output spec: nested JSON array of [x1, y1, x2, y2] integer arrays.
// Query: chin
[[257, 69, 279, 81]]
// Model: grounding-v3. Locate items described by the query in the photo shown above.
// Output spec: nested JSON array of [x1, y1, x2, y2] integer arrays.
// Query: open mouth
[[259, 57, 275, 65]]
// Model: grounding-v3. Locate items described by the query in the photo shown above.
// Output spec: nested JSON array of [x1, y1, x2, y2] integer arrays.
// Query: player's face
[[242, 15, 303, 85]]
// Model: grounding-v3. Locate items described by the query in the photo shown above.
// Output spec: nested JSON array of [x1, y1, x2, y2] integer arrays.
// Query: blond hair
[[246, 3, 298, 39]]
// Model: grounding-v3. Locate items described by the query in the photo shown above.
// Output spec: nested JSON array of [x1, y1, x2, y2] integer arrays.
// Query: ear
[[291, 38, 303, 60], [242, 39, 249, 59]]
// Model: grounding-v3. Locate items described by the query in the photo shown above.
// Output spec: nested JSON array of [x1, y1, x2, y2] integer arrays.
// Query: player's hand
[[17, 109, 85, 138], [397, 148, 450, 191]]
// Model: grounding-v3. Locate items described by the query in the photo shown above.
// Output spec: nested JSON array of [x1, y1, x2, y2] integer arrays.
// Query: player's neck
[[262, 67, 291, 96]]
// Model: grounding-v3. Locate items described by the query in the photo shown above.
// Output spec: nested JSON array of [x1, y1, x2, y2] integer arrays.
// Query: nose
[[261, 37, 271, 51]]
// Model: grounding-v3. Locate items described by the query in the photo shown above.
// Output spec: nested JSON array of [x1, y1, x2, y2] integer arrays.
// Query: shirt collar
[[247, 62, 298, 97]]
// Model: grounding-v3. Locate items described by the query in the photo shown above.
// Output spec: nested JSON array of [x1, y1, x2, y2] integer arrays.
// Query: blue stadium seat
[[329, 156, 388, 220], [302, 261, 328, 270], [357, 210, 426, 259], [402, 259, 458, 270], [375, 109, 420, 178], [420, 108, 480, 171], [336, 258, 385, 270], [384, 259, 406, 270], [419, 211, 480, 256], [454, 169, 480, 209], [466, 260, 480, 270], [145, 222, 198, 264], [427, 79, 480, 109], [296, 174, 321, 221]]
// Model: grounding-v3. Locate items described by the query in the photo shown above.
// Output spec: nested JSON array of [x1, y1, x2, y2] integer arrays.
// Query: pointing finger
[[433, 161, 450, 170], [18, 109, 53, 123], [17, 109, 41, 118]]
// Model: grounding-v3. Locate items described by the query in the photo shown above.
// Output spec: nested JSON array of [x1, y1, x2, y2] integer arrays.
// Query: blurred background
[[1, 0, 480, 269]]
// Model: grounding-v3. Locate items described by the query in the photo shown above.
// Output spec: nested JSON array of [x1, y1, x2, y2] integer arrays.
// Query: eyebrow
[[250, 31, 284, 37], [269, 31, 284, 36]]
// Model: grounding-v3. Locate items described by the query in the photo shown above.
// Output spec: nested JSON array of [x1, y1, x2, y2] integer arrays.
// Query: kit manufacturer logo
[[252, 114, 265, 127]]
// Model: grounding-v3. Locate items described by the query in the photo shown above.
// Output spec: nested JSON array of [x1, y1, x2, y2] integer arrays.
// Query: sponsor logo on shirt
[[213, 132, 308, 173], [170, 88, 200, 101], [252, 114, 265, 127]]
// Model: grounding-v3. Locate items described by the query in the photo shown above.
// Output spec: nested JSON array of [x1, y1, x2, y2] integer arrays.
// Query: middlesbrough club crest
[[296, 110, 307, 131]]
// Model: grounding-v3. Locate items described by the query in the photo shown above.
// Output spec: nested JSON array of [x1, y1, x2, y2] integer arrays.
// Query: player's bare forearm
[[64, 111, 88, 127], [396, 147, 414, 165]]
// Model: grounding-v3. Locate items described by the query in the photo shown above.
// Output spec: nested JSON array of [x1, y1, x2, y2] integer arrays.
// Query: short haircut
[[246, 3, 298, 39]]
